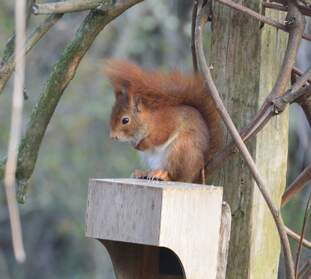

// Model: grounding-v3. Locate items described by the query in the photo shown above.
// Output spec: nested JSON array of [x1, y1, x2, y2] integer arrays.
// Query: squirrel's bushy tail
[[104, 59, 223, 159]]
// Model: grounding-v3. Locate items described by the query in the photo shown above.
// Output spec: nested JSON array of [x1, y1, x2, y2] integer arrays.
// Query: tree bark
[[209, 4, 288, 279]]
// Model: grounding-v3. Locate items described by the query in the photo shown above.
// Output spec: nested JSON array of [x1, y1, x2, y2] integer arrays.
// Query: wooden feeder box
[[85, 178, 231, 279]]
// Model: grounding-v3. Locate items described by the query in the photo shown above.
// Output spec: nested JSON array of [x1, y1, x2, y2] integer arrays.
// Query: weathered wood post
[[85, 179, 231, 279], [209, 4, 288, 279]]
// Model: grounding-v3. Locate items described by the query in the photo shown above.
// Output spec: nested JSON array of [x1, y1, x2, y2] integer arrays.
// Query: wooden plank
[[86, 179, 226, 279], [216, 202, 232, 279]]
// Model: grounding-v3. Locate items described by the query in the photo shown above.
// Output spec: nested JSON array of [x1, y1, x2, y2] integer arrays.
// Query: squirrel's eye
[[121, 117, 129, 125]]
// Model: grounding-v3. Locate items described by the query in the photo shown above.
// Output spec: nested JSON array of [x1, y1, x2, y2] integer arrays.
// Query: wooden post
[[85, 178, 231, 279], [209, 4, 288, 279]]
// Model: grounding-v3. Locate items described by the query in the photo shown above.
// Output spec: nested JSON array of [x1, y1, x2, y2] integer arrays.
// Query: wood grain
[[85, 178, 229, 279]]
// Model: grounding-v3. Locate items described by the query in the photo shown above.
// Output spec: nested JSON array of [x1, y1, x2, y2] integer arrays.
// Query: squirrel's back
[[104, 60, 223, 161]]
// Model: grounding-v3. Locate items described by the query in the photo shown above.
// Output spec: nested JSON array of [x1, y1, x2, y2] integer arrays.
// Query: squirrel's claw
[[132, 169, 170, 181], [146, 169, 170, 181], [131, 169, 148, 179]]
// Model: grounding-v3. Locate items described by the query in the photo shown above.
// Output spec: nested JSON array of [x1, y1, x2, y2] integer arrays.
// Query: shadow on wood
[[85, 179, 231, 279], [102, 240, 185, 279]]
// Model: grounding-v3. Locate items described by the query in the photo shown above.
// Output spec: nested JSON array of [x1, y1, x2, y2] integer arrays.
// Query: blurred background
[[0, 1, 310, 278]]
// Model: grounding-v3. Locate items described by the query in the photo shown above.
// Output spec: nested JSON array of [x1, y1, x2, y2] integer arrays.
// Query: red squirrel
[[104, 60, 223, 183]]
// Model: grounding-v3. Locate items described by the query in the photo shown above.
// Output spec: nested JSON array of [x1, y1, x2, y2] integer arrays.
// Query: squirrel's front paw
[[146, 169, 170, 181], [131, 169, 148, 179]]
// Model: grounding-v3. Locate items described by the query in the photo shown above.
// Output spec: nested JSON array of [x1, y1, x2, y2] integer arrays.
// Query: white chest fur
[[139, 134, 177, 170]]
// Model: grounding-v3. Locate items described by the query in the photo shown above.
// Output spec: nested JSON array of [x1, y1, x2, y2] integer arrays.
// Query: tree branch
[[282, 163, 311, 207], [0, 0, 143, 203], [195, 1, 295, 278], [0, 0, 34, 67], [32, 0, 113, 15], [0, 14, 63, 94], [4, 0, 27, 263], [263, 2, 311, 17], [191, 0, 199, 72], [285, 227, 311, 249], [299, 96, 311, 126]]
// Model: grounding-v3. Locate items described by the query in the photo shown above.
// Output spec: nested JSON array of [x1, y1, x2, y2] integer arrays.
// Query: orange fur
[[104, 60, 223, 183]]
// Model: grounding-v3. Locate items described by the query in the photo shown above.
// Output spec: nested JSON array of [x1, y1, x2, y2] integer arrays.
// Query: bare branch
[[282, 164, 311, 206], [295, 192, 311, 277], [299, 96, 311, 126], [291, 66, 311, 93], [0, 0, 34, 66], [195, 1, 295, 278], [0, 14, 63, 94], [32, 0, 113, 15], [216, 0, 287, 29], [268, 6, 305, 100], [191, 0, 199, 72], [263, 2, 311, 17], [4, 0, 27, 263], [285, 227, 311, 249]]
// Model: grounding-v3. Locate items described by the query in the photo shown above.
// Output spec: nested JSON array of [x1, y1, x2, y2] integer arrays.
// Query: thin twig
[[4, 0, 27, 263], [0, 14, 63, 94], [32, 0, 111, 14], [299, 96, 311, 126], [291, 66, 311, 93], [285, 226, 311, 249], [0, 0, 34, 67], [262, 2, 311, 17], [216, 0, 287, 29], [195, 1, 295, 278], [191, 0, 199, 72], [295, 192, 311, 277], [282, 164, 311, 206]]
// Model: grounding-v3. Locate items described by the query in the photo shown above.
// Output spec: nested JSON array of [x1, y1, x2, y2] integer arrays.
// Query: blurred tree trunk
[[209, 3, 288, 279]]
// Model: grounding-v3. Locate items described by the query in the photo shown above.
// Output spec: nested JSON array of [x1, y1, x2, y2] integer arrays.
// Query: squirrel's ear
[[130, 95, 143, 113]]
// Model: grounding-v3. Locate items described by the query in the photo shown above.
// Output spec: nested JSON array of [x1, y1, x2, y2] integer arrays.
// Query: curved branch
[[195, 1, 295, 278], [282, 164, 311, 206], [191, 0, 199, 72], [263, 2, 311, 17], [0, 14, 63, 94], [0, 0, 144, 203], [299, 96, 311, 126]]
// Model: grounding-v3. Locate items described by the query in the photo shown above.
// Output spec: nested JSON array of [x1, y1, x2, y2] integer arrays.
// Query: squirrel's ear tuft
[[104, 59, 142, 90], [115, 85, 129, 100]]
